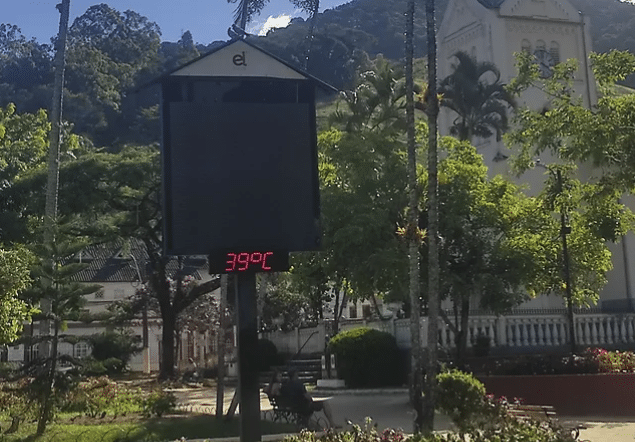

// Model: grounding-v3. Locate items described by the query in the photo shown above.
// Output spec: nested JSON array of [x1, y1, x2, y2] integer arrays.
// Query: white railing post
[[497, 316, 507, 348]]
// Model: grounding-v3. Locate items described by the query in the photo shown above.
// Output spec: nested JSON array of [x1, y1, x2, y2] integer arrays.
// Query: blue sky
[[3, 0, 350, 45]]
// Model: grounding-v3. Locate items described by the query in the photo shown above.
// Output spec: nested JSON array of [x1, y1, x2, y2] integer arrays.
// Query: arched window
[[521, 39, 531, 53], [536, 40, 546, 51], [550, 41, 560, 64], [471, 46, 477, 59]]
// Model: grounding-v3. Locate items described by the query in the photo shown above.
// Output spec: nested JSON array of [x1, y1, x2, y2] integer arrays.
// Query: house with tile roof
[[3, 240, 219, 373]]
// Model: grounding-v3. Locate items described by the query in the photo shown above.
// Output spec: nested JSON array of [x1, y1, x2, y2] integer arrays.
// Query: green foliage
[[87, 329, 142, 371], [0, 380, 36, 422], [291, 61, 413, 315], [63, 377, 142, 418], [436, 370, 488, 433], [439, 51, 515, 142], [327, 327, 403, 388], [142, 389, 177, 417], [584, 347, 635, 373], [507, 49, 635, 193], [0, 245, 36, 343], [80, 357, 127, 376]]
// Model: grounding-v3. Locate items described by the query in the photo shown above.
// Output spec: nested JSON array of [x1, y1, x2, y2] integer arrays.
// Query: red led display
[[209, 250, 289, 273]]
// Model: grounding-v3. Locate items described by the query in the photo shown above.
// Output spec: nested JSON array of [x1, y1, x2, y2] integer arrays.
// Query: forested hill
[[238, 0, 635, 88], [1, 0, 634, 150]]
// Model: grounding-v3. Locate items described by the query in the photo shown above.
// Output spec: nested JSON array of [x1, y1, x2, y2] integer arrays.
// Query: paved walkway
[[172, 386, 635, 441]]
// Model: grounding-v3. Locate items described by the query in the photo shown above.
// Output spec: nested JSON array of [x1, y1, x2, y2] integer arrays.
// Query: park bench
[[508, 404, 585, 440], [265, 393, 328, 430]]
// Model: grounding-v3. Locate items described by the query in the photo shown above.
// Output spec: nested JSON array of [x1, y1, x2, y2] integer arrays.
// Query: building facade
[[437, 0, 635, 313]]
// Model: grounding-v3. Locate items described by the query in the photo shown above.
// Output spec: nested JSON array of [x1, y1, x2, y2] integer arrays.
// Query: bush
[[64, 377, 142, 417], [257, 339, 282, 372], [87, 329, 141, 369], [436, 370, 489, 433], [80, 356, 127, 376], [143, 389, 177, 417], [327, 327, 403, 388]]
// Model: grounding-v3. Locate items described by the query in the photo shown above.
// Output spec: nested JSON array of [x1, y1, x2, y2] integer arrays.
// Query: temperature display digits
[[209, 250, 289, 273]]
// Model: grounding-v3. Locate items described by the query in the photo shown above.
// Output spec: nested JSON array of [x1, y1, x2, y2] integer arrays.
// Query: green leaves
[[430, 140, 549, 313], [439, 51, 515, 142], [507, 49, 635, 192], [0, 245, 36, 344]]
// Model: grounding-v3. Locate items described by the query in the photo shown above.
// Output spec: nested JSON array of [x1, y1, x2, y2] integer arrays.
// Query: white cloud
[[250, 14, 293, 36]]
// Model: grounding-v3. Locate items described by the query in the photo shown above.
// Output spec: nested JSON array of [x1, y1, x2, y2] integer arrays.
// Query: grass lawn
[[0, 414, 297, 442]]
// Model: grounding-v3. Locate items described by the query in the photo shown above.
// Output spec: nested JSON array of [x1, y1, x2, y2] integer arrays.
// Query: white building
[[437, 0, 635, 313]]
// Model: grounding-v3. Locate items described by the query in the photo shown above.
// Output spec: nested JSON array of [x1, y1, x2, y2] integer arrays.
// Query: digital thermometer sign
[[209, 250, 289, 273]]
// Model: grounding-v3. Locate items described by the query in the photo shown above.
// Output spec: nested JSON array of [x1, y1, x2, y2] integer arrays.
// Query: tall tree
[[39, 1, 70, 435], [423, 0, 440, 434], [289, 0, 320, 69], [291, 61, 411, 333], [404, 0, 423, 434], [227, 0, 270, 35], [438, 51, 515, 143], [26, 230, 101, 435], [506, 49, 635, 333]]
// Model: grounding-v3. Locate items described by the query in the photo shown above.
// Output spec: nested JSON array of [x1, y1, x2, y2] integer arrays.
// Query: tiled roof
[[71, 240, 207, 283], [477, 0, 505, 8]]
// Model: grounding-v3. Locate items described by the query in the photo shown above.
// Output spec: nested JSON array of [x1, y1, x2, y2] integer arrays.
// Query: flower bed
[[476, 348, 635, 416], [480, 372, 635, 416]]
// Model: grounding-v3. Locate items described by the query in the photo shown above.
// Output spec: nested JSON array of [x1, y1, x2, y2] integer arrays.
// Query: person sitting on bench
[[264, 368, 282, 397], [281, 368, 336, 428]]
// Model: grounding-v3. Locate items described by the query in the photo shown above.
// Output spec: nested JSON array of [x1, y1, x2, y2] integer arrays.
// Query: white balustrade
[[262, 313, 635, 355]]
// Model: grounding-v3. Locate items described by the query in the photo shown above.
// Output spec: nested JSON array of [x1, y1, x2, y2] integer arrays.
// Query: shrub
[[327, 327, 403, 388], [87, 329, 141, 369], [584, 347, 635, 373], [143, 389, 177, 417], [64, 377, 142, 417], [436, 369, 489, 433]]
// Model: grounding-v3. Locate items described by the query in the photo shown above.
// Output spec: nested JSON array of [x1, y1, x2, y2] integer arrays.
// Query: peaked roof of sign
[[477, 0, 506, 8], [141, 38, 337, 92]]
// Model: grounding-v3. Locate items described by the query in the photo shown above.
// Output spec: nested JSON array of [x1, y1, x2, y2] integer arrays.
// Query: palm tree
[[404, 0, 423, 434], [439, 51, 515, 143], [227, 0, 269, 36], [289, 0, 319, 69], [423, 0, 440, 435]]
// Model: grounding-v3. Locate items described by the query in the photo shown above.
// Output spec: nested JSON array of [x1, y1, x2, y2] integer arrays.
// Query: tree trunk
[[41, 0, 70, 370], [423, 0, 440, 434], [216, 274, 228, 419], [37, 319, 59, 435], [405, 0, 423, 433], [37, 3, 70, 435], [455, 298, 470, 369], [159, 310, 177, 380], [304, 0, 320, 70]]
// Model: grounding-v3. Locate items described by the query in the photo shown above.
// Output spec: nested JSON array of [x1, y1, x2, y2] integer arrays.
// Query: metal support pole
[[236, 272, 261, 442]]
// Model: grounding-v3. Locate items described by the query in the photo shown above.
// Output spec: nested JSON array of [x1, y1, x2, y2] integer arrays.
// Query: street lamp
[[537, 161, 576, 354]]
